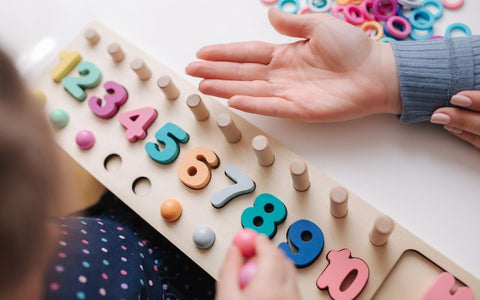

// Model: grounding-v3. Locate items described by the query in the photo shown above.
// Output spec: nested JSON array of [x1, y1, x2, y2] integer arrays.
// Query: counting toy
[[35, 22, 478, 299], [49, 108, 69, 128]]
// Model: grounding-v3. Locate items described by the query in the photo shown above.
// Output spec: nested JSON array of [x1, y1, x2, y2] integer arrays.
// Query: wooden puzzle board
[[35, 22, 479, 299]]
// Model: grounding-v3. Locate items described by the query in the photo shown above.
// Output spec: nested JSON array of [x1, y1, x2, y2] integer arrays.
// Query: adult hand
[[186, 8, 401, 122], [431, 91, 480, 149], [215, 234, 300, 300]]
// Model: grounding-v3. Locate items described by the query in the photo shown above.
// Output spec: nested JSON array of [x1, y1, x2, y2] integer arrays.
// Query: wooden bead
[[233, 229, 257, 258], [160, 199, 182, 222], [84, 28, 100, 46], [130, 58, 151, 81], [31, 89, 46, 106], [193, 226, 215, 249], [216, 113, 241, 143], [330, 186, 348, 218], [186, 94, 209, 121], [369, 215, 394, 246], [252, 135, 275, 167], [290, 159, 310, 191], [157, 76, 180, 100], [107, 43, 125, 62]]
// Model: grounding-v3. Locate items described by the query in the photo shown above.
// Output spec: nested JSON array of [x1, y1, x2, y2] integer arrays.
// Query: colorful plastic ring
[[360, 0, 377, 20], [409, 8, 435, 30], [261, 0, 279, 4], [398, 0, 422, 7], [409, 26, 434, 40], [383, 23, 398, 40], [372, 0, 398, 21], [298, 6, 312, 14], [445, 23, 472, 37], [429, 35, 444, 39], [360, 21, 384, 41], [307, 0, 332, 13], [440, 0, 463, 9], [397, 4, 414, 19], [379, 37, 396, 43], [386, 16, 411, 39], [344, 4, 365, 25], [277, 0, 300, 14], [421, 0, 444, 19], [330, 5, 345, 20], [336, 0, 351, 5]]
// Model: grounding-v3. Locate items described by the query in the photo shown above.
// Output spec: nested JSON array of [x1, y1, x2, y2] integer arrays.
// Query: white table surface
[[1, 0, 479, 280]]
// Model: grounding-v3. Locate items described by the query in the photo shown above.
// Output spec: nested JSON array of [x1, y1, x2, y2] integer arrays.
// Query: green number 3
[[241, 193, 287, 238]]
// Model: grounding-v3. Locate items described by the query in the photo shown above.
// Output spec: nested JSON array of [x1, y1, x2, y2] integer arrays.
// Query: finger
[[216, 245, 243, 298], [444, 126, 480, 149], [186, 61, 268, 81], [199, 80, 275, 99], [229, 95, 306, 120], [197, 41, 275, 64], [431, 108, 480, 136], [451, 91, 480, 112], [268, 7, 315, 39]]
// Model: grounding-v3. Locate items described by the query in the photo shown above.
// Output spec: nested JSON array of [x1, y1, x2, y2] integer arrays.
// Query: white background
[[1, 0, 479, 280]]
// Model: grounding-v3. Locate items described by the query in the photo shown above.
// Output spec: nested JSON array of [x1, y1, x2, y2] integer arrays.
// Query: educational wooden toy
[[35, 22, 479, 299]]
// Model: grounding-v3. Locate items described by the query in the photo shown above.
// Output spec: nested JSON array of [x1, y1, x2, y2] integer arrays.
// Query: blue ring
[[409, 27, 434, 40], [445, 23, 472, 37], [311, 0, 327, 8], [277, 0, 300, 14], [421, 0, 444, 20], [409, 8, 435, 30]]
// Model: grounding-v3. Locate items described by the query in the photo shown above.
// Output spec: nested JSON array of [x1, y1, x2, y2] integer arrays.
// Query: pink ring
[[372, 0, 398, 21], [261, 0, 279, 5], [298, 6, 312, 14], [360, 0, 377, 20], [440, 0, 463, 9], [344, 4, 365, 25], [386, 16, 411, 39], [330, 5, 345, 20]]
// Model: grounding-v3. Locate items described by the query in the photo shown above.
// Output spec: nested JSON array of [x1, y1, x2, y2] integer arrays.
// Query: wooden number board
[[35, 22, 479, 299]]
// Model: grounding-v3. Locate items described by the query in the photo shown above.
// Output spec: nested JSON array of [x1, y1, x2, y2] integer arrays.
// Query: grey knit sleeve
[[391, 35, 480, 123]]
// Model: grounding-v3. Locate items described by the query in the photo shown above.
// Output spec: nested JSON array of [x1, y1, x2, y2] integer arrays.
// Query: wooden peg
[[369, 215, 394, 246], [252, 135, 275, 167], [186, 94, 209, 121], [84, 28, 100, 46], [107, 43, 125, 62], [130, 58, 151, 81], [157, 76, 180, 100], [216, 113, 241, 143], [330, 186, 348, 218], [290, 159, 310, 191]]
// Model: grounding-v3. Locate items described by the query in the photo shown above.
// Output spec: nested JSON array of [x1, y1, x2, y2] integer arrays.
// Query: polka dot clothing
[[44, 192, 215, 299]]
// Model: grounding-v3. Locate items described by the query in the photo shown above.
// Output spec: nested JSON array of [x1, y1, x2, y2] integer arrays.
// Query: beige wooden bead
[[157, 76, 180, 100], [369, 215, 395, 246], [84, 28, 100, 46], [252, 135, 275, 167], [107, 43, 125, 62], [186, 94, 209, 121], [330, 186, 348, 218], [216, 113, 241, 143], [290, 159, 310, 191], [130, 58, 151, 81]]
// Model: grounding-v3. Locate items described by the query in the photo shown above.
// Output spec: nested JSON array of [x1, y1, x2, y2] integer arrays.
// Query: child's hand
[[431, 91, 480, 149], [215, 234, 301, 300], [186, 8, 401, 122]]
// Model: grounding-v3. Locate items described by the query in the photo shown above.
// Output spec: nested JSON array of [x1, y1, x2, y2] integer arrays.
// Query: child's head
[[0, 49, 62, 299]]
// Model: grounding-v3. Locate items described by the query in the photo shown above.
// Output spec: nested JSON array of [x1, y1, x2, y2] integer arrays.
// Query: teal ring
[[445, 23, 472, 37], [277, 0, 300, 14]]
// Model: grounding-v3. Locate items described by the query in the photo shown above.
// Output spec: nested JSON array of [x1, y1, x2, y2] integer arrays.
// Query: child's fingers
[[216, 245, 243, 297], [268, 7, 316, 39], [451, 91, 480, 112], [431, 107, 480, 136], [199, 79, 275, 99], [444, 127, 480, 149], [185, 61, 268, 81], [229, 95, 305, 119], [196, 41, 275, 65]]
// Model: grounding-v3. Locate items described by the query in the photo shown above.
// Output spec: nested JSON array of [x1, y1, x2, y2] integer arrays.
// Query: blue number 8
[[145, 122, 189, 164]]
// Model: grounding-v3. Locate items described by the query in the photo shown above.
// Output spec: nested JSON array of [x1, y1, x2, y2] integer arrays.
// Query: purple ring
[[372, 0, 398, 21]]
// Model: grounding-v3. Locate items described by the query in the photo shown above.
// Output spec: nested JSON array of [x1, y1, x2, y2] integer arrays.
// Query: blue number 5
[[145, 122, 189, 164]]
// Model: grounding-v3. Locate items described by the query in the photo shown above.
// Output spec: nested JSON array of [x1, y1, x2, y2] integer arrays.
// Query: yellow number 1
[[50, 50, 81, 83]]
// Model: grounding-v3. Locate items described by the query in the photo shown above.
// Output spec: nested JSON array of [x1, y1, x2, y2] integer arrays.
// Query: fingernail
[[451, 95, 472, 107], [431, 113, 450, 125], [444, 126, 463, 135]]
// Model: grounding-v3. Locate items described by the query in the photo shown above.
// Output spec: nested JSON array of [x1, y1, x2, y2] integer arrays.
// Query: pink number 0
[[88, 81, 128, 119]]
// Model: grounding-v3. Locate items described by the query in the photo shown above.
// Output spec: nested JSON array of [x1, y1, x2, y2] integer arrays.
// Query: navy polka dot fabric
[[44, 192, 215, 300]]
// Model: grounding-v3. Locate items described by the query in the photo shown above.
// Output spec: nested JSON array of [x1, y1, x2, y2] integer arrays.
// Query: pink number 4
[[118, 107, 157, 142], [88, 81, 128, 119]]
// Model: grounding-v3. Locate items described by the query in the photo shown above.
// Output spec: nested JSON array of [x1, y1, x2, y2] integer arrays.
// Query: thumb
[[268, 7, 314, 39], [216, 245, 243, 298]]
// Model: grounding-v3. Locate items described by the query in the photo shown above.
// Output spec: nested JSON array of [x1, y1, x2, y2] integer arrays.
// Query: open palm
[[186, 8, 401, 122]]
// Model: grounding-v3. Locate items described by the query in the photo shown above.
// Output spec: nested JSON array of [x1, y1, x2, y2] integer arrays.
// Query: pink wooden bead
[[239, 260, 257, 289], [233, 229, 257, 258], [76, 130, 95, 150]]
